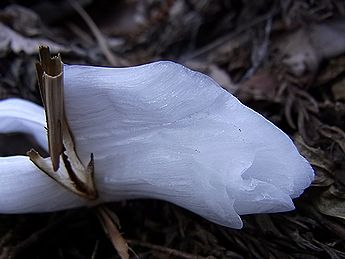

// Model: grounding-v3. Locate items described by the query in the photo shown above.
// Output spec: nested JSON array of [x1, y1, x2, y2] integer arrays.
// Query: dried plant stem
[[27, 46, 97, 200], [29, 46, 128, 259], [69, 0, 128, 67], [97, 206, 129, 259], [34, 46, 64, 171]]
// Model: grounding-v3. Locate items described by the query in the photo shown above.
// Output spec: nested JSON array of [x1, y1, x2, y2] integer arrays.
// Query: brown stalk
[[27, 45, 98, 200], [97, 206, 129, 259]]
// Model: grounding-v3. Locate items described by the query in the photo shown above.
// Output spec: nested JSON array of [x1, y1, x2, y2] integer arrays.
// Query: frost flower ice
[[0, 61, 314, 228]]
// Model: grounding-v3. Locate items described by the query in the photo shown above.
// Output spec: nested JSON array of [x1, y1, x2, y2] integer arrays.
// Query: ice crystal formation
[[0, 61, 314, 228]]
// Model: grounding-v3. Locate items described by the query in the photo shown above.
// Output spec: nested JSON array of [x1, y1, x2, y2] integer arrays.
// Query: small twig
[[68, 22, 94, 46], [179, 8, 279, 62], [0, 230, 13, 252], [241, 16, 272, 81], [69, 0, 128, 67], [91, 240, 100, 259], [128, 239, 208, 259], [96, 206, 129, 259]]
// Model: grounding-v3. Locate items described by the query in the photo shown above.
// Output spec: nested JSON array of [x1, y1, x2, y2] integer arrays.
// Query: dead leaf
[[0, 4, 43, 37], [328, 185, 345, 199], [237, 70, 278, 101], [314, 56, 345, 87], [318, 125, 345, 154], [277, 28, 319, 77], [208, 64, 237, 93], [0, 23, 68, 54], [274, 18, 345, 77], [309, 19, 345, 60], [294, 135, 335, 187], [332, 78, 345, 101], [311, 168, 335, 187], [294, 135, 334, 174], [315, 190, 345, 220]]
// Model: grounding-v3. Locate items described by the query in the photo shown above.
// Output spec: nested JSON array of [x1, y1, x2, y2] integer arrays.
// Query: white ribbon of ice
[[0, 61, 314, 228]]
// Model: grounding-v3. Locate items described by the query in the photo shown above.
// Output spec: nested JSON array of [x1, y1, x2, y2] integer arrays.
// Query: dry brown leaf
[[275, 18, 345, 77], [238, 70, 278, 101], [0, 4, 42, 36], [328, 185, 345, 199], [0, 23, 67, 54], [318, 125, 345, 154], [294, 135, 333, 173], [315, 190, 345, 220], [311, 168, 335, 187], [332, 78, 345, 101], [294, 135, 335, 187], [309, 19, 345, 60], [208, 64, 237, 93], [277, 28, 319, 77]]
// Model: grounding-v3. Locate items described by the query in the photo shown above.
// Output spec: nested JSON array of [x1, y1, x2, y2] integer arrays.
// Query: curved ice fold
[[0, 61, 314, 228], [0, 98, 47, 150]]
